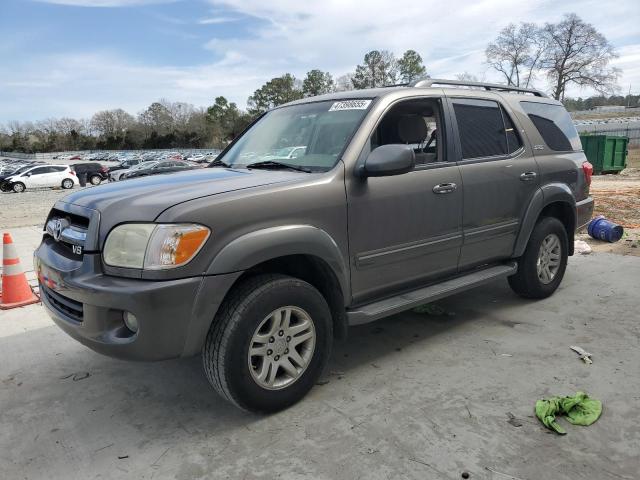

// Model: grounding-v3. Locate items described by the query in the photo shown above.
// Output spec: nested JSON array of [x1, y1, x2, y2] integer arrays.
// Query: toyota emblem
[[52, 219, 63, 242]]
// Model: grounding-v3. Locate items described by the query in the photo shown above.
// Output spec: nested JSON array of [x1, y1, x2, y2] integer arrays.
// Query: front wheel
[[12, 182, 26, 193], [203, 274, 332, 413], [62, 178, 74, 189], [508, 216, 568, 299]]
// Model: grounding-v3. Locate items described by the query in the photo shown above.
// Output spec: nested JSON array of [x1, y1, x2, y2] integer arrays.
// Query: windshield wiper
[[208, 158, 230, 168], [245, 161, 311, 173]]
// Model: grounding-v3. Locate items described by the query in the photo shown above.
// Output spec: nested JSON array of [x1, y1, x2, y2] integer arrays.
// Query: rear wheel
[[89, 175, 102, 185], [202, 274, 332, 413], [12, 182, 25, 193], [509, 216, 568, 299], [62, 178, 74, 189]]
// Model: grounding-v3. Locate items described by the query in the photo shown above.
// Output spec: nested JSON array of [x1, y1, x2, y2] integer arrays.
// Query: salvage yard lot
[[1, 157, 640, 479]]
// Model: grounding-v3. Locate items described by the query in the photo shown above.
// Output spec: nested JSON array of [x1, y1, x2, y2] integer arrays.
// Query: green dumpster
[[579, 135, 629, 175]]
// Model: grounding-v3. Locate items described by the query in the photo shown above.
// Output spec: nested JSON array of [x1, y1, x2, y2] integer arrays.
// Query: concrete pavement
[[1, 227, 639, 479]]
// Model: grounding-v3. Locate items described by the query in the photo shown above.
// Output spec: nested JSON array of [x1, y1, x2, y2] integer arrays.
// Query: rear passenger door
[[449, 97, 539, 269], [46, 166, 68, 186]]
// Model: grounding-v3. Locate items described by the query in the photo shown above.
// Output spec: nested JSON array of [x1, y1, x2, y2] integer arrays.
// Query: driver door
[[346, 97, 463, 304]]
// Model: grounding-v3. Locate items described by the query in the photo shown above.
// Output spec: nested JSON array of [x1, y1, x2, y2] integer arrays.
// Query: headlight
[[103, 223, 210, 269]]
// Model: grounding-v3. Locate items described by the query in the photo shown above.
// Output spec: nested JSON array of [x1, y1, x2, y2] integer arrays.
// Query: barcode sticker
[[328, 100, 372, 111]]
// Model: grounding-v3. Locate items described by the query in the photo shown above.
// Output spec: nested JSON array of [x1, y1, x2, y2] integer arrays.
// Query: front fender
[[206, 225, 350, 301], [513, 184, 576, 258]]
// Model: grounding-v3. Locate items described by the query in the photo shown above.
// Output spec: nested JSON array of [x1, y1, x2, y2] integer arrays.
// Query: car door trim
[[462, 219, 520, 244], [355, 231, 463, 268]]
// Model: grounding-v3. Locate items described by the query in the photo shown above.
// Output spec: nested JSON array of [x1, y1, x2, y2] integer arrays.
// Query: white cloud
[[0, 51, 280, 121], [203, 0, 640, 96], [198, 16, 238, 25], [33, 0, 178, 7], [3, 0, 639, 121]]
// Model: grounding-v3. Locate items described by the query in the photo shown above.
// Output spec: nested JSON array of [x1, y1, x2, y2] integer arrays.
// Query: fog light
[[123, 312, 139, 333]]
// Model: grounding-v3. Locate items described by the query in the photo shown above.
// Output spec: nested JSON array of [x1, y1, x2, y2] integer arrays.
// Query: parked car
[[4, 164, 78, 192], [35, 79, 593, 413], [70, 163, 109, 185], [121, 160, 196, 179], [0, 165, 37, 191], [114, 160, 158, 181], [262, 146, 307, 161], [107, 159, 143, 181]]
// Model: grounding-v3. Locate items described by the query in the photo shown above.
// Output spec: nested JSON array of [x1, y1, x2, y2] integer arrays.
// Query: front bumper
[[576, 196, 595, 230], [35, 239, 241, 361]]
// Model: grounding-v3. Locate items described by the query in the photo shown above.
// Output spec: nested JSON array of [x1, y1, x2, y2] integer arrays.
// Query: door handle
[[520, 171, 537, 181], [432, 182, 457, 194]]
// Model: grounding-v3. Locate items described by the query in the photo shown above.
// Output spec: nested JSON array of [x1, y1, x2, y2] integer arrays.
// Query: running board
[[347, 262, 518, 326]]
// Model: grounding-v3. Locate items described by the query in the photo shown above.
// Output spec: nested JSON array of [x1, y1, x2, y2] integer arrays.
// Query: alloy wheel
[[536, 233, 561, 284], [248, 306, 316, 390]]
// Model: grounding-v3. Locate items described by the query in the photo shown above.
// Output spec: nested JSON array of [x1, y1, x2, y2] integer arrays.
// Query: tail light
[[582, 161, 593, 186], [100, 167, 108, 173], [70, 170, 76, 176]]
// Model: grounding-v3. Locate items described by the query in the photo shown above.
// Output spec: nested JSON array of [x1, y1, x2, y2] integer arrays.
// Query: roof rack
[[409, 78, 546, 97]]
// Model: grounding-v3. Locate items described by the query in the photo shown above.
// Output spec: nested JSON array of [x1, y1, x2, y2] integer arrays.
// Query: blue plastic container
[[587, 216, 624, 243]]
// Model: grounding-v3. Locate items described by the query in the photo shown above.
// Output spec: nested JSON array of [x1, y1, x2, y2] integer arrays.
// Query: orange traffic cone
[[0, 233, 39, 309]]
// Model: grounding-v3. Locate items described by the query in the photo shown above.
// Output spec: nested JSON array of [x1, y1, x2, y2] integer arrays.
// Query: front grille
[[41, 284, 84, 322], [45, 209, 90, 257]]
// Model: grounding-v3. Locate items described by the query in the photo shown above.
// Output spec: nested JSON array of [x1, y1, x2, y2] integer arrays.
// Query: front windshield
[[220, 99, 372, 172], [134, 162, 157, 170], [13, 166, 32, 175]]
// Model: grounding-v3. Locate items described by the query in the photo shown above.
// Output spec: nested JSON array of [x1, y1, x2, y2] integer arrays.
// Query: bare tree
[[486, 23, 544, 87], [352, 50, 398, 89], [334, 73, 355, 92], [455, 72, 480, 82], [540, 13, 619, 100], [90, 109, 134, 139]]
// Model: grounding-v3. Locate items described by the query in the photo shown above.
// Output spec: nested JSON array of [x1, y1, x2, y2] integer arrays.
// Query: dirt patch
[[589, 147, 640, 229], [577, 228, 640, 257]]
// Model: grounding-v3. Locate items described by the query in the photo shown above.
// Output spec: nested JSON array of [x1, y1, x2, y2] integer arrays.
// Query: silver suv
[[35, 79, 594, 412]]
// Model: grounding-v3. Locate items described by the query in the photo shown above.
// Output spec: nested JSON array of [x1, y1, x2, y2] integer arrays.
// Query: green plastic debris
[[535, 391, 602, 435]]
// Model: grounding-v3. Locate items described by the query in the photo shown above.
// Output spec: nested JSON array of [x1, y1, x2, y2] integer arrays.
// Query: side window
[[521, 101, 581, 151], [30, 167, 49, 175], [452, 99, 506, 159], [370, 98, 444, 166], [51, 166, 67, 172]]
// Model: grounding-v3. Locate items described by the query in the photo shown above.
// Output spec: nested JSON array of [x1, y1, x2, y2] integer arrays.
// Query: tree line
[[0, 13, 625, 154]]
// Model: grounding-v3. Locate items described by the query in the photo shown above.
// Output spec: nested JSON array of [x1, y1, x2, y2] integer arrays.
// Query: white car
[[4, 164, 79, 193]]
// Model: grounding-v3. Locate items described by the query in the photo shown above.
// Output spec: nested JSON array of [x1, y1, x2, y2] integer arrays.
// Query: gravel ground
[[2, 230, 639, 480], [0, 186, 93, 229]]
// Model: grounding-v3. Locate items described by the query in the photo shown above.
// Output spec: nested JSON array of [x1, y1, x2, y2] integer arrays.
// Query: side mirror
[[360, 144, 415, 177]]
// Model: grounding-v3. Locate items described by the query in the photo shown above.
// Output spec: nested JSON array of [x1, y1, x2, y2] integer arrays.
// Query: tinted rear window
[[453, 99, 506, 159], [452, 99, 523, 159], [521, 102, 581, 151]]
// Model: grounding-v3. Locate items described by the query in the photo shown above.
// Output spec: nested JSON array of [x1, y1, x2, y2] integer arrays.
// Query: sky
[[0, 0, 638, 123]]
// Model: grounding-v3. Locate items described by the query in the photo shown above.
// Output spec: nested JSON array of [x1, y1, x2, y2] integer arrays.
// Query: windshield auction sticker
[[328, 100, 372, 111]]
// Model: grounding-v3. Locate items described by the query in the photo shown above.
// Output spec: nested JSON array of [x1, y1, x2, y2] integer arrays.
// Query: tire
[[89, 175, 102, 185], [62, 179, 74, 189], [508, 216, 568, 299], [203, 274, 332, 413], [12, 182, 25, 193]]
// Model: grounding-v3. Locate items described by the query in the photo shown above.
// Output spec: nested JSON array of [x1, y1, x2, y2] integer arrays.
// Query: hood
[[61, 167, 307, 220]]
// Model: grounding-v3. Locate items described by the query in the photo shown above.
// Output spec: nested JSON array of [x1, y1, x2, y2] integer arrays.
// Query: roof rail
[[409, 78, 546, 97]]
